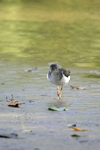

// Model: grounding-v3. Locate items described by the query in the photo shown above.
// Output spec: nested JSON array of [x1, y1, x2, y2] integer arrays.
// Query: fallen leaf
[[71, 134, 81, 137], [48, 106, 69, 111], [68, 124, 76, 127], [69, 85, 88, 90], [71, 127, 88, 131], [22, 129, 33, 132], [63, 117, 76, 127], [0, 133, 18, 138], [3, 101, 24, 107], [48, 102, 73, 111], [79, 140, 88, 143]]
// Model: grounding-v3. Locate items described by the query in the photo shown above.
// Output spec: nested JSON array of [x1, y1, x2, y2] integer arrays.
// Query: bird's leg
[[57, 86, 60, 97], [58, 85, 63, 99]]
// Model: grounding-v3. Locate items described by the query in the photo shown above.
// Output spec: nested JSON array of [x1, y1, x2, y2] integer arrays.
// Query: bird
[[47, 64, 70, 99]]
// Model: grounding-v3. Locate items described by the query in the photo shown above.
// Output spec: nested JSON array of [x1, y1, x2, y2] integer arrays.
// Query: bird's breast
[[47, 72, 70, 86]]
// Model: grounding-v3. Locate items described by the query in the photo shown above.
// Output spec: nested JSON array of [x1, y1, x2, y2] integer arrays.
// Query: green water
[[0, 0, 100, 68]]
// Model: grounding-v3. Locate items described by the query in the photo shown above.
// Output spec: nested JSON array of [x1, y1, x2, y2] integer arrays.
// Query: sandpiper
[[47, 64, 70, 99]]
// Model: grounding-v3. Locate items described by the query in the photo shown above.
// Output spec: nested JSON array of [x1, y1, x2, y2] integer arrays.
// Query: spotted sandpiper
[[47, 64, 70, 99]]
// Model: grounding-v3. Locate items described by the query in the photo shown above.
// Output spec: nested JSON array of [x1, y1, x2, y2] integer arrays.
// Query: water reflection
[[0, 1, 100, 69]]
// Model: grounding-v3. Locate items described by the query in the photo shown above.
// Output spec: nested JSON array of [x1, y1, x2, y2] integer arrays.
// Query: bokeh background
[[0, 0, 100, 68]]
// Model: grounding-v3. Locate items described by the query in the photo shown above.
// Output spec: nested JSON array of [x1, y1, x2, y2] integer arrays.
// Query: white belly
[[47, 73, 70, 86]]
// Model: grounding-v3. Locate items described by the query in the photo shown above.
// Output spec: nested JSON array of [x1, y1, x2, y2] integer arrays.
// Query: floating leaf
[[69, 85, 89, 90], [3, 101, 24, 107], [71, 134, 81, 137], [69, 124, 76, 127], [79, 140, 88, 143], [48, 102, 73, 111], [0, 133, 18, 138], [63, 117, 76, 127], [48, 106, 69, 111], [22, 129, 33, 132], [71, 127, 88, 131]]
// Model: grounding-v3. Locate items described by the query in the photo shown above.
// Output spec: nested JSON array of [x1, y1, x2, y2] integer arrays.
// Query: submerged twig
[[21, 122, 33, 132], [63, 102, 73, 110]]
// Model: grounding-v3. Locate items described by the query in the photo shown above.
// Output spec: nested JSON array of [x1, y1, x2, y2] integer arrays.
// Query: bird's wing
[[47, 71, 51, 80], [59, 68, 70, 77]]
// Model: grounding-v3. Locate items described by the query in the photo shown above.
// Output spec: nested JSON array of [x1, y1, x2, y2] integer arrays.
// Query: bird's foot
[[54, 96, 61, 100]]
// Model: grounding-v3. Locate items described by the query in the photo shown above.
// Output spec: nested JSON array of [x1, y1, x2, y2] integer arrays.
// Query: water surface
[[0, 1, 100, 149], [0, 61, 100, 150], [0, 0, 100, 68]]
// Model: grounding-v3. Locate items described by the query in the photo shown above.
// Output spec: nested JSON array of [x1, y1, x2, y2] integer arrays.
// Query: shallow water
[[0, 1, 100, 149], [0, 61, 100, 150]]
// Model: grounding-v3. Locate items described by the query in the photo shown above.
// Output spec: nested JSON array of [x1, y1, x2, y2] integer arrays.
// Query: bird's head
[[50, 64, 58, 72]]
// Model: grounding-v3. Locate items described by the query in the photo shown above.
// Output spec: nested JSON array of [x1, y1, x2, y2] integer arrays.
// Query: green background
[[0, 0, 100, 68]]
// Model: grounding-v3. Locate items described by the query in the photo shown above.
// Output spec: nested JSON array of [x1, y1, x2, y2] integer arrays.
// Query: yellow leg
[[57, 86, 60, 97], [58, 85, 63, 99]]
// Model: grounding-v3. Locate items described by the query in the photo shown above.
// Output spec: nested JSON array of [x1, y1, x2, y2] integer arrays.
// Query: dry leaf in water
[[69, 85, 88, 90], [71, 127, 88, 131], [3, 101, 23, 107], [71, 134, 81, 137], [68, 124, 76, 127], [63, 117, 76, 127], [48, 102, 73, 111], [0, 133, 18, 138]]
